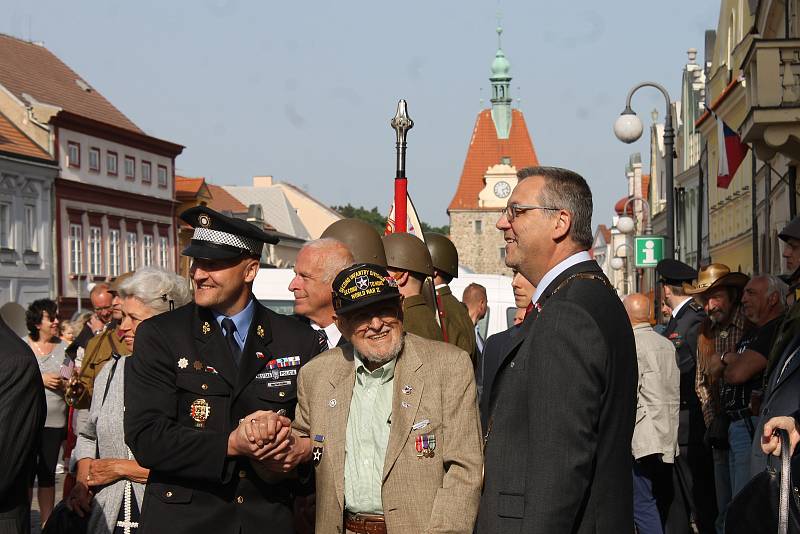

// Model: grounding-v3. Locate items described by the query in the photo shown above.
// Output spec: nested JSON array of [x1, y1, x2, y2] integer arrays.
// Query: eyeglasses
[[348, 305, 401, 332], [501, 203, 561, 223]]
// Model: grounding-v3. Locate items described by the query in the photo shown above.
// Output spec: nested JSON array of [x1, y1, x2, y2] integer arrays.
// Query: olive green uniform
[[402, 294, 444, 342], [69, 326, 130, 409], [436, 285, 477, 363]]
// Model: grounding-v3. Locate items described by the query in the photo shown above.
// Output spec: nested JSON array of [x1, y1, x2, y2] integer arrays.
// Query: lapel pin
[[402, 385, 413, 395], [312, 446, 323, 466], [193, 360, 204, 371], [202, 322, 211, 335], [256, 352, 265, 359], [257, 325, 265, 338], [328, 399, 337, 407], [401, 401, 411, 409], [178, 357, 188, 369]]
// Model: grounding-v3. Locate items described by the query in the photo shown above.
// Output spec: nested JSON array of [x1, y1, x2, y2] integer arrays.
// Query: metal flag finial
[[391, 99, 413, 178]]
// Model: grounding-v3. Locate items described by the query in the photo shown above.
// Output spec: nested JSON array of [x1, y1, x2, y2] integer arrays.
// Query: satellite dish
[[0, 302, 28, 338]]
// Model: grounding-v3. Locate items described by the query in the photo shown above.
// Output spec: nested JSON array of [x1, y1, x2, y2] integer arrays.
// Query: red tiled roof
[[176, 176, 206, 196], [0, 111, 52, 161], [448, 108, 539, 211], [206, 184, 247, 213], [0, 34, 143, 133]]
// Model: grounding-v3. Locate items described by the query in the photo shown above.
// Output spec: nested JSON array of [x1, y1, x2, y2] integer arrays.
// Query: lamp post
[[611, 243, 634, 294], [617, 195, 653, 236], [614, 82, 675, 260]]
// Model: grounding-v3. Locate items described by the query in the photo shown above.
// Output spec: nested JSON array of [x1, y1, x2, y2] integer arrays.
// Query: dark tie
[[317, 329, 330, 352], [221, 318, 242, 367]]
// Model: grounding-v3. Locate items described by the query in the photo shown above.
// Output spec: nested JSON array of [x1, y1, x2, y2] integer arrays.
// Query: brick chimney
[[253, 175, 273, 187]]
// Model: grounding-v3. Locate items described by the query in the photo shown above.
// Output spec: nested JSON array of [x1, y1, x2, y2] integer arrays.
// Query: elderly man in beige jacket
[[623, 293, 680, 534]]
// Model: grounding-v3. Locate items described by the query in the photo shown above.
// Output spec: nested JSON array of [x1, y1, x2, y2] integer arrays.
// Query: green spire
[[490, 24, 512, 139]]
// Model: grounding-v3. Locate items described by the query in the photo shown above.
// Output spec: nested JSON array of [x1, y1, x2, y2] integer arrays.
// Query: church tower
[[448, 26, 540, 275]]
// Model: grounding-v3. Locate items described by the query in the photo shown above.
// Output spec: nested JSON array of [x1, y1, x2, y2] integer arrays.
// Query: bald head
[[623, 293, 651, 325]]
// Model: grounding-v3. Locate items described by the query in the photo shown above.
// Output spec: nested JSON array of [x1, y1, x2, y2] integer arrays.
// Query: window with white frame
[[0, 203, 10, 249], [24, 205, 36, 251], [159, 236, 169, 268], [143, 234, 153, 267], [109, 229, 120, 277], [126, 232, 137, 271], [125, 156, 135, 180], [158, 165, 168, 188], [89, 226, 102, 275], [88, 147, 100, 172], [142, 161, 152, 184], [69, 224, 83, 274], [68, 142, 80, 168], [107, 152, 118, 176]]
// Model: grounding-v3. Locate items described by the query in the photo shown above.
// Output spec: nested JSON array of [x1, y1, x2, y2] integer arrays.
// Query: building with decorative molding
[[0, 34, 183, 316], [447, 28, 539, 275]]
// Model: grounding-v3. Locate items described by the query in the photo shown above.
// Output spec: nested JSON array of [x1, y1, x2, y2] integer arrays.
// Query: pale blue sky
[[4, 0, 720, 228]]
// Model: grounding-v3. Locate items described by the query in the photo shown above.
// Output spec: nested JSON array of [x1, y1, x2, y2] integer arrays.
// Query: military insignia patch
[[190, 399, 211, 428], [202, 322, 211, 335], [198, 214, 211, 228], [257, 325, 265, 338], [312, 446, 323, 466], [178, 357, 189, 369], [193, 360, 204, 371]]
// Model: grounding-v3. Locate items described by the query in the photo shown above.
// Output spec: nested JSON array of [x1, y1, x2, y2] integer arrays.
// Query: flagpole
[[391, 100, 413, 233]]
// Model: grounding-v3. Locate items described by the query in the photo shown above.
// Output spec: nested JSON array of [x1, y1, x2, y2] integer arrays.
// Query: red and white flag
[[713, 112, 748, 189], [384, 192, 424, 240]]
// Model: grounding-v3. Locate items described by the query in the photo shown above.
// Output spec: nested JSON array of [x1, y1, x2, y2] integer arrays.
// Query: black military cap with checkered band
[[180, 205, 279, 260]]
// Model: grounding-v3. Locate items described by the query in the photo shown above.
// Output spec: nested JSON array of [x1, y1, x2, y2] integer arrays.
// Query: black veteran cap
[[332, 263, 400, 315], [656, 258, 698, 286], [180, 206, 279, 260]]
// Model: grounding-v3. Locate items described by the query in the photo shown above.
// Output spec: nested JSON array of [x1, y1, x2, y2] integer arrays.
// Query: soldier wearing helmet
[[320, 219, 387, 267], [424, 233, 477, 363], [382, 233, 443, 342]]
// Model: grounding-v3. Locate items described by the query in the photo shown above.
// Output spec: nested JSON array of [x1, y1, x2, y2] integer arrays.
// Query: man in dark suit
[[656, 259, 716, 534], [0, 316, 46, 534], [124, 206, 321, 534], [477, 166, 638, 533]]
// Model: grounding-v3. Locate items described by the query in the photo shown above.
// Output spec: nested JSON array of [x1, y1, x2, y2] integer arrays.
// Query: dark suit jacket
[[478, 325, 522, 430], [662, 300, 706, 446], [0, 317, 45, 533], [477, 260, 638, 534], [124, 300, 321, 534], [750, 330, 800, 477]]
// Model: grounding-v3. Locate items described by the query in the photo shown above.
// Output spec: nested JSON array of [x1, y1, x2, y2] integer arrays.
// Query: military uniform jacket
[[477, 260, 638, 534], [124, 300, 321, 534], [662, 299, 705, 445], [292, 334, 483, 534], [402, 294, 444, 342], [435, 285, 477, 361]]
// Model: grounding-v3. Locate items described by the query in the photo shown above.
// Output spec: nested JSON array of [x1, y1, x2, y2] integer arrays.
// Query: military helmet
[[424, 232, 458, 279], [321, 219, 387, 267], [382, 233, 433, 276]]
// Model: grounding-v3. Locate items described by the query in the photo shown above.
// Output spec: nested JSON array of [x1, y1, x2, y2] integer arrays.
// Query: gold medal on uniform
[[190, 398, 211, 428]]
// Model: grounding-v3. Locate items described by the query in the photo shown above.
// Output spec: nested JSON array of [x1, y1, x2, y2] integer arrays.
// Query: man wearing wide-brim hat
[[683, 263, 750, 530]]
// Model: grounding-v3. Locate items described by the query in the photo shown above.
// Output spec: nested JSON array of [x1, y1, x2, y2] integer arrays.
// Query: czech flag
[[384, 192, 425, 240], [716, 119, 748, 189]]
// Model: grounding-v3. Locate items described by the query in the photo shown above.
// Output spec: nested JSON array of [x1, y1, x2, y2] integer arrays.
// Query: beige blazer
[[293, 333, 483, 534], [631, 323, 680, 463]]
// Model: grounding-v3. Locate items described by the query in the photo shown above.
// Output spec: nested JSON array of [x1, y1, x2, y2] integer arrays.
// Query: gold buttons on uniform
[[236, 496, 244, 504], [165, 491, 173, 498], [201, 384, 208, 390], [239, 470, 247, 478], [279, 391, 286, 397]]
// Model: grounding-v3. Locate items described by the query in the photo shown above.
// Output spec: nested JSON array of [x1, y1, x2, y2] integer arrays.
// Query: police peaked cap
[[656, 258, 698, 286], [180, 206, 279, 260]]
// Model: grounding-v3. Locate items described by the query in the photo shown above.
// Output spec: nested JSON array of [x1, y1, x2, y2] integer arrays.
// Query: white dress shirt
[[531, 250, 593, 305], [311, 321, 342, 350]]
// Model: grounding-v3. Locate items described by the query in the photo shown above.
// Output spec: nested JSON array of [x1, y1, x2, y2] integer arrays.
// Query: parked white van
[[252, 267, 516, 339]]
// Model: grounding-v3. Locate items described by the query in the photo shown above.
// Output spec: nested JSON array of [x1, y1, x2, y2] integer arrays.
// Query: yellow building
[[696, 0, 755, 274]]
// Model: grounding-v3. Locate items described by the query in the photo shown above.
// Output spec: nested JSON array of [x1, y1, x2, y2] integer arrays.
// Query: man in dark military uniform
[[767, 216, 800, 375], [424, 233, 476, 362], [382, 232, 443, 342], [656, 259, 716, 534], [124, 206, 321, 534]]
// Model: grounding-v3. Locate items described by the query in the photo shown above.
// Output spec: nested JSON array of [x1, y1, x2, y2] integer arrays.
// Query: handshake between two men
[[227, 410, 312, 474]]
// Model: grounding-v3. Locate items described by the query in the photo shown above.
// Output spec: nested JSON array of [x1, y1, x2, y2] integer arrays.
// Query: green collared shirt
[[344, 351, 395, 514]]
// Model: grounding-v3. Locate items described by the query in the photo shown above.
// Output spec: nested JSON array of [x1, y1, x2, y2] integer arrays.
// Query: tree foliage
[[331, 204, 449, 236]]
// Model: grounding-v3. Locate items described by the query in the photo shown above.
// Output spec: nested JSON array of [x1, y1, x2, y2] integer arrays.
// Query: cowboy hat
[[683, 263, 749, 295]]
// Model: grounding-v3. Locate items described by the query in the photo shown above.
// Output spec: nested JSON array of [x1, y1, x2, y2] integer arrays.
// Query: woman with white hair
[[66, 267, 192, 533]]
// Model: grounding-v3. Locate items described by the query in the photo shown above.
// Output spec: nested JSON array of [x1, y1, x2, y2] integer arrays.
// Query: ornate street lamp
[[616, 195, 653, 236], [611, 243, 634, 294], [614, 82, 675, 260]]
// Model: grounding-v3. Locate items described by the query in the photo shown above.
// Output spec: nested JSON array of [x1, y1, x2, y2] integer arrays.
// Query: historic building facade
[[448, 28, 539, 275]]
